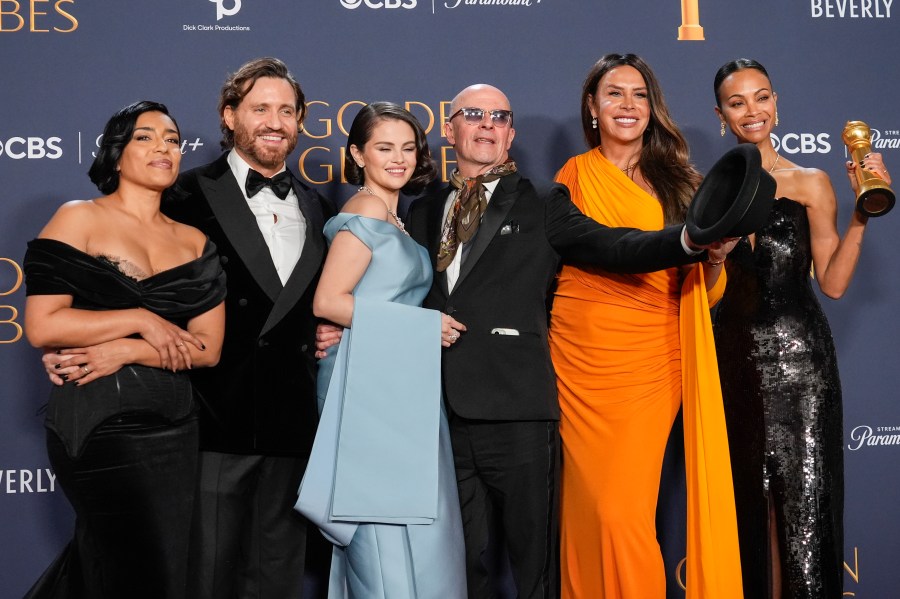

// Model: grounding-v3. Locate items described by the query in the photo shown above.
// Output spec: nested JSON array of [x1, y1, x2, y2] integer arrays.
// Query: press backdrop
[[2, 1, 898, 596]]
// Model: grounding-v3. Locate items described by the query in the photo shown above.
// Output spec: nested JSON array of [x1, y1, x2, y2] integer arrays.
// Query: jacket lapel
[[198, 159, 283, 303], [261, 179, 326, 336], [424, 186, 452, 297], [452, 173, 520, 292]]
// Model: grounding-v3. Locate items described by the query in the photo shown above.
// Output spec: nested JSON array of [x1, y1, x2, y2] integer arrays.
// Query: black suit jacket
[[163, 153, 334, 456], [407, 172, 696, 422]]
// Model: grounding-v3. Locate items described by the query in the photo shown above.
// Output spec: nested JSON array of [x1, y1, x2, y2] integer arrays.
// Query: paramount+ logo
[[0, 136, 62, 159], [340, 0, 416, 9]]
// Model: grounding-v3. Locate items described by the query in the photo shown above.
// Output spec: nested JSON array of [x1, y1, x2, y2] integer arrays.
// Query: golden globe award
[[842, 120, 895, 217]]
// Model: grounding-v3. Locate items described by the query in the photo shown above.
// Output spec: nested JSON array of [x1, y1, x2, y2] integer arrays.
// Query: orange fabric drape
[[549, 149, 741, 598]]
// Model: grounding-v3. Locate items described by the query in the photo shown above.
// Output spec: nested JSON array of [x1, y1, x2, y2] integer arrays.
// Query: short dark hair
[[88, 100, 179, 195], [344, 102, 436, 195], [713, 58, 772, 108], [218, 57, 306, 150]]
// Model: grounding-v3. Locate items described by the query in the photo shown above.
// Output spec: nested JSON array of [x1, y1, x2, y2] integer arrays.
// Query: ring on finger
[[82, 365, 90, 375]]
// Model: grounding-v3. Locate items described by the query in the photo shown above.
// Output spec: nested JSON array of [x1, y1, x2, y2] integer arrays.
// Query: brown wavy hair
[[581, 53, 700, 224], [217, 57, 306, 150]]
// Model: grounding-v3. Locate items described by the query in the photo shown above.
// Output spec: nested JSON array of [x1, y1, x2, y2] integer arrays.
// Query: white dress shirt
[[441, 179, 500, 292], [228, 150, 306, 286]]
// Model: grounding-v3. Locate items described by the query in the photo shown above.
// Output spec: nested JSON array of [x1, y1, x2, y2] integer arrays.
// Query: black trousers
[[27, 413, 199, 599], [189, 451, 309, 599], [449, 416, 560, 599]]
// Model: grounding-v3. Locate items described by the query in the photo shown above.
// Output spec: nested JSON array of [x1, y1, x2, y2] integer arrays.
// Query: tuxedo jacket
[[407, 172, 697, 422], [163, 153, 334, 456]]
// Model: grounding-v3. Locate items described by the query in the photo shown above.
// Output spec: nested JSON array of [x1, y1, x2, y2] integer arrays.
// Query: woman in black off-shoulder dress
[[23, 102, 225, 599], [712, 60, 890, 599]]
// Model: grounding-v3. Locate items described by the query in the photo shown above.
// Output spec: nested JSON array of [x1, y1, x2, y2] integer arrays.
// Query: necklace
[[768, 153, 781, 173], [598, 147, 638, 176], [358, 186, 409, 236]]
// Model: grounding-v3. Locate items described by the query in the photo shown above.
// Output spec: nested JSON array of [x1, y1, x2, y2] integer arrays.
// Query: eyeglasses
[[448, 107, 514, 128]]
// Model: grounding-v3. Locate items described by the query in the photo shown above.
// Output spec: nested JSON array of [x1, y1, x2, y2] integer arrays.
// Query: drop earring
[[591, 118, 598, 129], [720, 122, 726, 137], [775, 111, 779, 127]]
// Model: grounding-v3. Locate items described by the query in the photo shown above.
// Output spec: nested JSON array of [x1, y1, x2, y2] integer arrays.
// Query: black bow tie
[[245, 169, 292, 200]]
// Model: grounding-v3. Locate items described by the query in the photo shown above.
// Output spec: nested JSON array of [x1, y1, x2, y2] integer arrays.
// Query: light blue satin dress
[[296, 214, 466, 599]]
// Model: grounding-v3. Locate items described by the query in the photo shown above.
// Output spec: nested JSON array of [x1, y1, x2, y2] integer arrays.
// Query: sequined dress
[[714, 198, 843, 598]]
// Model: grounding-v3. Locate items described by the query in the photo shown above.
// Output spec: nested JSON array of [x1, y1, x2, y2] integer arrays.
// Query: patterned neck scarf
[[436, 160, 517, 272]]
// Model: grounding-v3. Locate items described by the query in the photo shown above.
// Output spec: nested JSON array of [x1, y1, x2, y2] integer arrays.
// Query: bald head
[[449, 84, 511, 115], [444, 83, 516, 178]]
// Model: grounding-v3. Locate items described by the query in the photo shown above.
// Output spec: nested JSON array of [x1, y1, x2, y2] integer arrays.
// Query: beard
[[232, 122, 298, 171]]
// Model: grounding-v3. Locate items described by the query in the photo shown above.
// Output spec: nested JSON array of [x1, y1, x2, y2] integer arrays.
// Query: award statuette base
[[857, 186, 895, 218], [677, 24, 704, 41]]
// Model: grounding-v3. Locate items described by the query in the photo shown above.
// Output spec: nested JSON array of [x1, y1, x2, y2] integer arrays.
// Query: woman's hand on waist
[[45, 340, 136, 386]]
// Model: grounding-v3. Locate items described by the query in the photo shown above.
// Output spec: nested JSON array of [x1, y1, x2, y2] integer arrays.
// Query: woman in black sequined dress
[[712, 59, 890, 599], [23, 102, 226, 599]]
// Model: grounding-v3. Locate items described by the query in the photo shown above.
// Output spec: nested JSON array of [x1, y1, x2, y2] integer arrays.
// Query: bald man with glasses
[[404, 83, 714, 598]]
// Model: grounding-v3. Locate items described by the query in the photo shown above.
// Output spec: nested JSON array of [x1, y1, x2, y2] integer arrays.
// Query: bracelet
[[706, 257, 726, 266]]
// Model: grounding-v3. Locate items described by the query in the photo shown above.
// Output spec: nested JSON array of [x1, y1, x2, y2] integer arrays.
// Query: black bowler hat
[[685, 144, 776, 245]]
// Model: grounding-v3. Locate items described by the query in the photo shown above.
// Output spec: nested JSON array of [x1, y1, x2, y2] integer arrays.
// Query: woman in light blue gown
[[296, 102, 467, 598]]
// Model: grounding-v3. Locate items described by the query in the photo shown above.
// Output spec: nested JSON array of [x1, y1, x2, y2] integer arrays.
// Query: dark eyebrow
[[728, 87, 771, 101], [605, 83, 647, 92], [133, 126, 179, 135]]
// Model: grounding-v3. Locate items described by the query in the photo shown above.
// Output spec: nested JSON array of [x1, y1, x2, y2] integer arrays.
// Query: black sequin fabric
[[714, 199, 843, 599]]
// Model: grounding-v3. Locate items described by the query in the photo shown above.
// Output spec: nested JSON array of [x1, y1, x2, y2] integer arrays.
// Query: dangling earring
[[720, 122, 726, 137], [591, 117, 598, 129], [775, 111, 779, 127]]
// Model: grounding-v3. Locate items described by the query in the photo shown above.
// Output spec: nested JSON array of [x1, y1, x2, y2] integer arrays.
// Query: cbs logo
[[340, 0, 416, 8], [771, 132, 832, 155], [0, 137, 63, 159]]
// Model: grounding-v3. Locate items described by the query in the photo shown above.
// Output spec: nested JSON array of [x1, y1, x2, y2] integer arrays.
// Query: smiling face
[[116, 111, 181, 192], [223, 76, 299, 176], [444, 84, 516, 178], [350, 117, 417, 196], [715, 67, 777, 145], [589, 65, 650, 148]]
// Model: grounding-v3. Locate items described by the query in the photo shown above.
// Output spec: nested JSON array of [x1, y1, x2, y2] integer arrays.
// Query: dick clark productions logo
[[209, 0, 241, 20]]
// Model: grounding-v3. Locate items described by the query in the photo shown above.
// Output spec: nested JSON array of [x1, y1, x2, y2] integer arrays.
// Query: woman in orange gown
[[549, 54, 742, 598]]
